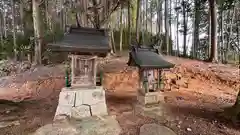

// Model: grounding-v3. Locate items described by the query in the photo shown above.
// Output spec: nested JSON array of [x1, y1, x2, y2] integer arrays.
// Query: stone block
[[82, 88, 106, 105], [71, 105, 91, 119], [137, 91, 165, 105], [75, 91, 83, 107], [55, 106, 72, 117], [91, 101, 108, 116], [58, 91, 76, 106]]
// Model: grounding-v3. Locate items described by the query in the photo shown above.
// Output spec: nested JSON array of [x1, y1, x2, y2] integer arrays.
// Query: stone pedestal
[[135, 90, 169, 123], [137, 90, 165, 105], [54, 86, 108, 120]]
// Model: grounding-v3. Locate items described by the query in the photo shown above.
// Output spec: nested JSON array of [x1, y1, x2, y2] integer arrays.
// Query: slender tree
[[32, 0, 44, 64], [136, 0, 141, 45], [128, 0, 132, 45], [193, 0, 200, 58], [119, 5, 123, 53], [182, 0, 187, 57], [165, 0, 169, 54], [208, 0, 218, 62], [11, 0, 18, 60]]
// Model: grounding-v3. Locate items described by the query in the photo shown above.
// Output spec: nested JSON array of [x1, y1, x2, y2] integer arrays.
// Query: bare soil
[[0, 55, 239, 135]]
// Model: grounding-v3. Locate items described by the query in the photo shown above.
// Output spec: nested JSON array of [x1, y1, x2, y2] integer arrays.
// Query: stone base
[[33, 115, 121, 135], [54, 86, 108, 120], [137, 91, 165, 105], [134, 103, 172, 123]]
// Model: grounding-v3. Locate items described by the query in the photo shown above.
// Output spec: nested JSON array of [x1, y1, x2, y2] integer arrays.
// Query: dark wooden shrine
[[47, 26, 110, 88], [128, 45, 174, 104]]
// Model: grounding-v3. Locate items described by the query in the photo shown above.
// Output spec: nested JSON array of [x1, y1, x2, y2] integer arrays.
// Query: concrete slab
[[58, 91, 76, 106], [82, 89, 106, 105], [91, 101, 108, 116], [55, 86, 108, 119], [71, 105, 91, 119], [55, 106, 72, 117]]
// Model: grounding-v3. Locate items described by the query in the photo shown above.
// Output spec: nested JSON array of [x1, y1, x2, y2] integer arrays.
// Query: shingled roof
[[47, 27, 110, 56], [127, 45, 174, 69]]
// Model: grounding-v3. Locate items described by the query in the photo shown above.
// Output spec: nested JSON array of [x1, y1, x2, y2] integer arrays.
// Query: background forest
[[0, 0, 239, 64]]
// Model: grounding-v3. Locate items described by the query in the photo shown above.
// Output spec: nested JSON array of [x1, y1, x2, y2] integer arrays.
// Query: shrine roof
[[47, 27, 110, 56], [128, 45, 175, 69]]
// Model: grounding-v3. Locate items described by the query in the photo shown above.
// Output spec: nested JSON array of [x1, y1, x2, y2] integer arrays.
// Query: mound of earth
[[0, 65, 65, 102]]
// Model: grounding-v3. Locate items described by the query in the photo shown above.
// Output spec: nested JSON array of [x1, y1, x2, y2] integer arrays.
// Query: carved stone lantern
[[128, 45, 174, 105]]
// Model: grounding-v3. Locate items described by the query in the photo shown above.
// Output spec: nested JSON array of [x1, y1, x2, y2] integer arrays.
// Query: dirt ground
[[0, 55, 239, 135]]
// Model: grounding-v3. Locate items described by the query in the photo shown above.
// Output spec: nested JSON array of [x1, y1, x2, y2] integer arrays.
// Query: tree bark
[[182, 0, 187, 57], [193, 0, 200, 59], [0, 7, 3, 47], [220, 8, 224, 63], [157, 0, 163, 34], [128, 0, 132, 46], [136, 0, 141, 45], [208, 0, 218, 62], [165, 0, 169, 55], [119, 6, 123, 53], [32, 0, 44, 65], [175, 0, 179, 56], [11, 0, 18, 60]]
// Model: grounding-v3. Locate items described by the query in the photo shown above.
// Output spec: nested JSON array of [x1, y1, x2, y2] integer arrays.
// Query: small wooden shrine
[[128, 45, 174, 105], [47, 26, 110, 119], [48, 26, 110, 88]]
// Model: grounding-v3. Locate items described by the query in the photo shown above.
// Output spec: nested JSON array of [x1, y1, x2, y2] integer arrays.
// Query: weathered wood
[[69, 55, 98, 88]]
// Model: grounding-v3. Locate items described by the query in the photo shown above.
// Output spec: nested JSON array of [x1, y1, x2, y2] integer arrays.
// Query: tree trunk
[[136, 0, 141, 45], [169, 0, 172, 48], [128, 0, 132, 46], [226, 6, 236, 63], [33, 0, 44, 65], [11, 0, 18, 60], [131, 0, 137, 29], [145, 0, 148, 34], [157, 0, 163, 34], [220, 8, 224, 63], [208, 0, 218, 62], [165, 0, 169, 55], [193, 0, 200, 59], [207, 7, 211, 59], [182, 0, 187, 57], [92, 0, 100, 29], [3, 6, 7, 38], [175, 0, 179, 56], [150, 1, 153, 38], [119, 6, 123, 53], [0, 8, 3, 47]]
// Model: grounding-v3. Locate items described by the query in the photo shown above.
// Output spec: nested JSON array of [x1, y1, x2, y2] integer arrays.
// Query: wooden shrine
[[47, 26, 110, 120], [128, 45, 174, 105]]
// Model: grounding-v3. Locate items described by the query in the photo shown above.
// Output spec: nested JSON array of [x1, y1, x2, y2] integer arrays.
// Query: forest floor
[[0, 54, 239, 135]]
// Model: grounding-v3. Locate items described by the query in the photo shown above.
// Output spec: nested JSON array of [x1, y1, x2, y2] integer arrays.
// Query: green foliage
[[0, 27, 64, 60], [0, 36, 14, 59]]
